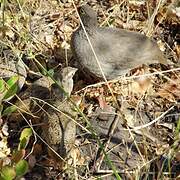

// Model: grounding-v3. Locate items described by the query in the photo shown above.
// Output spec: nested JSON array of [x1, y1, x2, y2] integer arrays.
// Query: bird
[[51, 66, 77, 99], [60, 67, 78, 96], [71, 4, 167, 80], [42, 66, 79, 167]]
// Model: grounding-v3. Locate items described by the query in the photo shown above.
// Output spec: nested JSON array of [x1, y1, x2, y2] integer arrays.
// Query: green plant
[[0, 128, 32, 180]]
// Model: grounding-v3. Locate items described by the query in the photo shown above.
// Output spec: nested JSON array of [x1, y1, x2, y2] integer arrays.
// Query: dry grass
[[0, 0, 179, 179]]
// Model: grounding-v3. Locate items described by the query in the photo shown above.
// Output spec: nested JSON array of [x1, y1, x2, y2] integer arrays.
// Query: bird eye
[[79, 8, 85, 15]]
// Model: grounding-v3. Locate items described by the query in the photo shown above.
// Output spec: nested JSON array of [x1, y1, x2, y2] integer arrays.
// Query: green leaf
[[18, 128, 32, 150], [15, 160, 28, 177], [0, 166, 16, 180], [2, 76, 19, 101], [175, 118, 180, 135], [3, 83, 18, 100], [18, 138, 27, 150], [2, 105, 17, 117], [0, 79, 5, 93], [19, 128, 32, 141], [6, 76, 19, 87]]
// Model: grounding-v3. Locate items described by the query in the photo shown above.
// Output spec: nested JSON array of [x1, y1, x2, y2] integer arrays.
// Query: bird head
[[78, 5, 97, 28]]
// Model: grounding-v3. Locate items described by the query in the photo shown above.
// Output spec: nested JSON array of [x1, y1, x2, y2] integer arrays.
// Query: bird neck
[[79, 23, 97, 35], [81, 18, 97, 28]]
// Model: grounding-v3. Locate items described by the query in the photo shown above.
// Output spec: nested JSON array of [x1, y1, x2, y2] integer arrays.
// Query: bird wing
[[95, 27, 161, 66]]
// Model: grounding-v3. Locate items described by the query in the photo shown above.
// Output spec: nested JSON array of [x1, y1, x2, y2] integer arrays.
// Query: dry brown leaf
[[12, 149, 26, 163], [158, 90, 175, 102], [130, 77, 153, 95], [28, 154, 37, 169], [174, 44, 180, 59], [69, 147, 85, 166], [32, 144, 43, 156], [158, 78, 180, 102]]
